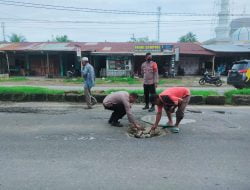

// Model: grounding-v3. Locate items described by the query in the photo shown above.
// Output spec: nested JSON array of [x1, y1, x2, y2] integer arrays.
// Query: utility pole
[[131, 33, 136, 42], [157, 7, 161, 42], [1, 22, 6, 42]]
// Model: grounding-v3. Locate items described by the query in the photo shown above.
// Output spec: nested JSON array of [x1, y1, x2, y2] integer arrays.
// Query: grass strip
[[0, 86, 64, 95], [0, 77, 28, 82], [103, 89, 218, 96], [224, 88, 250, 104]]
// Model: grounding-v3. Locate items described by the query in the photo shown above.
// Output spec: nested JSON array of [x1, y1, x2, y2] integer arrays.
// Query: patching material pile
[[127, 125, 164, 139]]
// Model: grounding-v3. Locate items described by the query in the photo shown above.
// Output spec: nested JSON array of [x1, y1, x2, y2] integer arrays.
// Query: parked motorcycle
[[199, 71, 222, 87], [66, 65, 80, 78]]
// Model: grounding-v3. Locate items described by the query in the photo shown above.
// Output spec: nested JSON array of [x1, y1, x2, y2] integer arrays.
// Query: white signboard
[[175, 47, 180, 61], [76, 47, 81, 57]]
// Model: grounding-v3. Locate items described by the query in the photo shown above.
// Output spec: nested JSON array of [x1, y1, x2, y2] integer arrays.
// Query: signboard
[[76, 47, 81, 57], [134, 44, 174, 53], [175, 47, 180, 61], [162, 45, 174, 53], [134, 45, 161, 52]]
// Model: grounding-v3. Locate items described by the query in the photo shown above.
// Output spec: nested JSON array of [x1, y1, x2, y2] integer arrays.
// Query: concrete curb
[[206, 96, 226, 105], [232, 95, 250, 105], [2, 93, 248, 105]]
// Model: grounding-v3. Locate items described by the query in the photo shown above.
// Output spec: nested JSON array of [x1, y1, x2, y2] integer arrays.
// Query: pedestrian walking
[[81, 57, 95, 109], [141, 52, 159, 112], [149, 87, 191, 133]]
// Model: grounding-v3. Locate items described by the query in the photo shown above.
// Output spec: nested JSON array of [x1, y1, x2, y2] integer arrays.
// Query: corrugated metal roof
[[172, 43, 215, 55], [0, 42, 76, 51], [0, 42, 215, 55], [202, 44, 250, 53]]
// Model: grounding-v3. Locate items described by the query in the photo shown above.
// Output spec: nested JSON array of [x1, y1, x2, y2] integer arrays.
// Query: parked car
[[227, 60, 250, 89]]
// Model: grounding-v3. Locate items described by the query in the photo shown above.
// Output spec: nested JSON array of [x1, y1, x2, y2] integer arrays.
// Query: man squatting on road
[[103, 91, 142, 130], [81, 57, 95, 109], [141, 52, 159, 112], [149, 87, 191, 133]]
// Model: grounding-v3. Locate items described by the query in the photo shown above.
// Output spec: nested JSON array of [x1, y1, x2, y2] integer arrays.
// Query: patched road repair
[[0, 102, 249, 190]]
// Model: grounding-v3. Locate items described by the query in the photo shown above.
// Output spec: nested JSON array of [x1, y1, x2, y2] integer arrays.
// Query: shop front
[[133, 44, 174, 77], [106, 56, 132, 77]]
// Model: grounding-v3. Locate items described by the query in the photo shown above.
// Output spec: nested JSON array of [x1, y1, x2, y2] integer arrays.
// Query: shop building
[[0, 42, 214, 77]]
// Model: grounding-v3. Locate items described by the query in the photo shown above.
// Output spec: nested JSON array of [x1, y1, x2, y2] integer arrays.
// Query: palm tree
[[9, 33, 26, 42], [179, 32, 198, 42], [53, 35, 72, 42]]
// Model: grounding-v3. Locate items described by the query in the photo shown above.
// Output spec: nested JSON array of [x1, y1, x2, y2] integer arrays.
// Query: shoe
[[142, 105, 149, 110], [170, 127, 180, 133], [111, 121, 123, 127], [148, 107, 155, 112]]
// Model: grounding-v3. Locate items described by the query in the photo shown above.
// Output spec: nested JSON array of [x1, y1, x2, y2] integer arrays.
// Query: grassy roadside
[[0, 77, 28, 82], [2, 86, 250, 104], [0, 86, 219, 97], [0, 86, 64, 95], [103, 89, 218, 96], [224, 88, 250, 104], [63, 77, 184, 85]]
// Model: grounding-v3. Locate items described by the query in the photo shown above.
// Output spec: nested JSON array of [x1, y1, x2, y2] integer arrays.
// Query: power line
[[0, 0, 250, 16], [0, 17, 244, 25], [0, 0, 157, 15]]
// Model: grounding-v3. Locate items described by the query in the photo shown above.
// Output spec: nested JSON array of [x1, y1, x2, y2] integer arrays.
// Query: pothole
[[127, 124, 168, 139], [186, 109, 203, 114], [213, 111, 226, 114], [126, 115, 196, 139], [141, 115, 196, 126], [213, 110, 232, 114]]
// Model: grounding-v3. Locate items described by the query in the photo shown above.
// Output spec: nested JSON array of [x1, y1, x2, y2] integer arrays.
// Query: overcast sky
[[0, 0, 249, 42]]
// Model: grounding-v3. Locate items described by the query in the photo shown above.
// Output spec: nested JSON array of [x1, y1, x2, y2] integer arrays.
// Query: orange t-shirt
[[157, 87, 190, 112]]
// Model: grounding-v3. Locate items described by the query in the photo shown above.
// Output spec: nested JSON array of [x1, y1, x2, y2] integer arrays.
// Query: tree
[[52, 35, 72, 42], [8, 33, 26, 42], [179, 32, 198, 42], [129, 36, 156, 43]]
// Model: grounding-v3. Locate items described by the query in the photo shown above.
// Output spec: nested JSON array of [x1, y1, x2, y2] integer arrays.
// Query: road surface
[[0, 102, 249, 190]]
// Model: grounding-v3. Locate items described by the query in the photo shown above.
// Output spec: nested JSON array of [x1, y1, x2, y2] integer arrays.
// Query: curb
[[1, 93, 249, 105], [232, 95, 250, 105]]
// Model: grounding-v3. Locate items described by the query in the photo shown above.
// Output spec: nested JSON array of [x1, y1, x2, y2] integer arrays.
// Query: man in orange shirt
[[149, 87, 190, 133]]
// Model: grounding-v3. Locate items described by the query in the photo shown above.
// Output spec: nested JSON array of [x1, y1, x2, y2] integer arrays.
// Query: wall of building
[[0, 54, 7, 74], [178, 55, 200, 75]]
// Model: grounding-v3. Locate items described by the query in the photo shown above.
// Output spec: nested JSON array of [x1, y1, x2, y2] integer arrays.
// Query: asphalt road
[[0, 102, 249, 190]]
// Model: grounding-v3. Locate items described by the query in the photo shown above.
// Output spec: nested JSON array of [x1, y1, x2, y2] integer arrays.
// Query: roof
[[0, 42, 76, 51], [172, 43, 215, 55], [0, 42, 214, 56], [202, 44, 250, 53]]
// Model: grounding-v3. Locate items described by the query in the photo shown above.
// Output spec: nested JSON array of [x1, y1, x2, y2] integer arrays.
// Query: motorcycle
[[66, 65, 80, 78], [199, 71, 222, 87]]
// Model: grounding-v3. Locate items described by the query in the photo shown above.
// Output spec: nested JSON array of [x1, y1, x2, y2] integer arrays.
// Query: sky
[[0, 0, 249, 42]]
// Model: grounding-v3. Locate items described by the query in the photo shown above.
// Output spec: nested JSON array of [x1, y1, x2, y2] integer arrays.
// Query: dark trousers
[[104, 103, 126, 123], [143, 84, 156, 106]]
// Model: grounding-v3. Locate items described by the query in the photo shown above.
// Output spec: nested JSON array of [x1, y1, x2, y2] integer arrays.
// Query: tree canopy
[[8, 33, 26, 42], [52, 35, 72, 42], [179, 32, 198, 42], [129, 36, 156, 43]]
